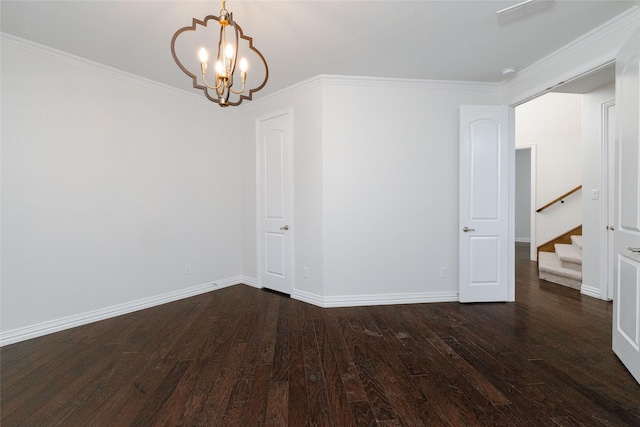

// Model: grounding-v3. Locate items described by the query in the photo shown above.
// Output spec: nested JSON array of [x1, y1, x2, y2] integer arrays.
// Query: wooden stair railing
[[536, 185, 582, 213]]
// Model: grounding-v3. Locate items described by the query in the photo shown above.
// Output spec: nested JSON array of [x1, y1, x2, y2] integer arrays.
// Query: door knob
[[463, 226, 475, 232], [628, 247, 640, 253], [607, 225, 615, 231], [280, 225, 289, 231]]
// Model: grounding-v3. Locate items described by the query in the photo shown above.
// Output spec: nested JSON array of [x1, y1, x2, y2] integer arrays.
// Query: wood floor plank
[[322, 314, 368, 402], [264, 380, 288, 426], [286, 302, 309, 426], [287, 362, 309, 426], [341, 316, 398, 423], [349, 400, 378, 427], [242, 364, 271, 426], [129, 359, 192, 425], [299, 314, 332, 426], [347, 310, 427, 427], [313, 317, 357, 427], [221, 378, 252, 426], [271, 297, 290, 382]]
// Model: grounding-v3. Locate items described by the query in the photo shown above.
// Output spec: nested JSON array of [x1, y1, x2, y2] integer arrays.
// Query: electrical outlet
[[185, 264, 192, 275], [440, 267, 447, 278], [302, 267, 309, 278]]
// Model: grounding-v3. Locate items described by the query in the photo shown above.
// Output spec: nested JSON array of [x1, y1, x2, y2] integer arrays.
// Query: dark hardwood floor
[[2, 244, 639, 426]]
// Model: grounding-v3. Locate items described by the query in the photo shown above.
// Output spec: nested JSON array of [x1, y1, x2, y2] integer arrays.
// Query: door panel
[[459, 105, 511, 303], [617, 258, 639, 346], [258, 112, 292, 294], [265, 136, 285, 219], [265, 232, 286, 277], [470, 121, 500, 220], [470, 236, 500, 283], [613, 27, 640, 384]]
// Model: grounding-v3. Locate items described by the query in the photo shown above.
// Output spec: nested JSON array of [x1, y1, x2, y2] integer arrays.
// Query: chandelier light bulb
[[215, 60, 224, 74], [199, 48, 209, 63], [240, 58, 248, 72], [225, 44, 234, 59]]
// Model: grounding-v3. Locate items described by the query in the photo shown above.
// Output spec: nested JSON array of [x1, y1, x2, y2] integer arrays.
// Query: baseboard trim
[[292, 289, 459, 308], [292, 289, 326, 306], [0, 276, 244, 347], [2, 279, 459, 345], [239, 276, 260, 288], [580, 284, 604, 300]]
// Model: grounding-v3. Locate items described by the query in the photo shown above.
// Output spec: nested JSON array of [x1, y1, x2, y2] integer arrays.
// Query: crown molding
[[503, 6, 640, 95], [241, 73, 500, 112], [318, 74, 501, 93], [238, 75, 325, 112], [1, 32, 214, 107]]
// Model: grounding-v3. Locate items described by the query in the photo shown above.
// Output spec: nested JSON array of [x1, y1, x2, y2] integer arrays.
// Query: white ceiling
[[2, 1, 637, 99]]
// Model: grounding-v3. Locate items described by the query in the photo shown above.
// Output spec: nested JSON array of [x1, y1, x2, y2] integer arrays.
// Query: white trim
[[292, 289, 326, 307], [581, 284, 604, 300], [530, 145, 538, 261], [602, 100, 616, 301], [323, 291, 460, 307], [0, 277, 244, 347], [0, 32, 212, 106], [508, 106, 517, 302], [292, 290, 459, 308], [240, 77, 323, 113], [515, 145, 538, 260], [318, 74, 500, 92], [242, 74, 500, 113], [514, 7, 638, 84], [240, 275, 260, 288], [502, 7, 639, 105]]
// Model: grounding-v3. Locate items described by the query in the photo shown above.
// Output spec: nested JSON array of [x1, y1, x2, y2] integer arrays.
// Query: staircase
[[538, 235, 582, 290]]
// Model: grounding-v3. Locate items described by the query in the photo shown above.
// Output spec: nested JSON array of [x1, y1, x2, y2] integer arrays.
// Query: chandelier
[[170, 0, 268, 107]]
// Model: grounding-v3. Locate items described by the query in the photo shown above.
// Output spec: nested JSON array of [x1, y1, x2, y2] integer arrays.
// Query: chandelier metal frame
[[170, 1, 268, 107]]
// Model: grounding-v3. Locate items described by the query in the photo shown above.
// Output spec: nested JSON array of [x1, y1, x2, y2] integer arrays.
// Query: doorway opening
[[513, 63, 615, 301]]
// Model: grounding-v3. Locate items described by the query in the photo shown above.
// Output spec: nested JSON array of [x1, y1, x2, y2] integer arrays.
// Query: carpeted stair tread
[[538, 251, 582, 281], [554, 243, 582, 265], [539, 270, 582, 290], [571, 235, 582, 251]]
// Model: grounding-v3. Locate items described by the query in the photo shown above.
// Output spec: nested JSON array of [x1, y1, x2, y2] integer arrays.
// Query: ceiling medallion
[[171, 0, 268, 107]]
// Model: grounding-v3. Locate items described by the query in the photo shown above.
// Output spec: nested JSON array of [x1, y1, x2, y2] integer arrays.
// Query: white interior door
[[612, 28, 640, 384], [257, 112, 293, 295], [459, 105, 512, 303]]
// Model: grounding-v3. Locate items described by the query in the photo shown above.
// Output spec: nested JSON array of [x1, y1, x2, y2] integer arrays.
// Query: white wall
[[321, 79, 499, 301], [515, 93, 583, 246], [582, 83, 615, 298], [1, 38, 242, 340], [239, 77, 499, 304], [515, 148, 531, 242]]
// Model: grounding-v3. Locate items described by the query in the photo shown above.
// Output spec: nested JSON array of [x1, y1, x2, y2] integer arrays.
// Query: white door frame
[[602, 100, 616, 301], [515, 145, 538, 261], [256, 109, 295, 294]]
